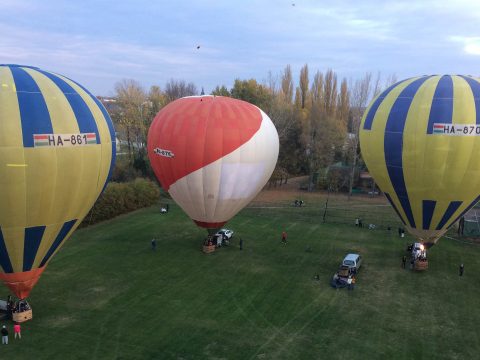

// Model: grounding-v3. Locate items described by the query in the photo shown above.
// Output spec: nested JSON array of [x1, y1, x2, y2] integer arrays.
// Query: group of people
[[355, 218, 363, 228], [6, 297, 31, 315], [355, 218, 375, 229], [1, 323, 21, 345], [293, 200, 304, 207]]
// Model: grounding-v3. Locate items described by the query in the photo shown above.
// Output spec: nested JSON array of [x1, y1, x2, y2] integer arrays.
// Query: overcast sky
[[2, 0, 480, 95]]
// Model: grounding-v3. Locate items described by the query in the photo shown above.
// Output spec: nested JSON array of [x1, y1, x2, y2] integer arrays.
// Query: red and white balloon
[[147, 96, 279, 230]]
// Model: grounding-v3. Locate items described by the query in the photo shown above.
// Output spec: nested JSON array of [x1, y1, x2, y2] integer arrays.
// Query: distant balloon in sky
[[360, 75, 480, 247], [0, 64, 116, 299], [148, 96, 279, 232]]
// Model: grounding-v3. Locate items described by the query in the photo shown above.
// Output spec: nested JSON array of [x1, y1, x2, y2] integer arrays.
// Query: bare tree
[[385, 73, 398, 88], [114, 79, 148, 158], [347, 73, 373, 199], [164, 79, 197, 102]]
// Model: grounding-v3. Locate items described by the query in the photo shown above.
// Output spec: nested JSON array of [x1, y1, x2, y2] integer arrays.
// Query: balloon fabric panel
[[166, 107, 278, 226], [0, 65, 115, 298], [360, 75, 480, 245], [149, 96, 262, 190], [148, 96, 279, 229]]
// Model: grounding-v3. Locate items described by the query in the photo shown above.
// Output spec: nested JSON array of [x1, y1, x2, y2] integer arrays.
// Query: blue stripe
[[1, 64, 40, 70], [384, 76, 432, 228], [0, 228, 13, 273], [35, 70, 100, 143], [459, 76, 480, 125], [422, 200, 436, 229], [384, 192, 406, 225], [23, 226, 46, 272], [64, 77, 116, 192], [10, 67, 53, 147], [427, 76, 453, 134], [446, 195, 480, 229], [363, 79, 410, 130], [40, 219, 77, 268], [436, 201, 463, 230]]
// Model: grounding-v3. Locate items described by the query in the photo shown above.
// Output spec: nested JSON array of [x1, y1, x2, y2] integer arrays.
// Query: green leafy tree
[[211, 85, 231, 96], [230, 79, 272, 111]]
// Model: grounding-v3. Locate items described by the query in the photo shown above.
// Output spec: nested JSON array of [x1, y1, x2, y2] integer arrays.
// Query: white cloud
[[448, 36, 480, 56], [0, 22, 243, 94]]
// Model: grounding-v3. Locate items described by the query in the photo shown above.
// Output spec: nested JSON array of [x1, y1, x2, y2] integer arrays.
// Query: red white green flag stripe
[[33, 133, 97, 147]]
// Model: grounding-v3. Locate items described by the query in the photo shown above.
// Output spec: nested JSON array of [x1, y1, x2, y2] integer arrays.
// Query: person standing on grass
[[151, 238, 157, 251], [1, 325, 8, 345], [402, 255, 407, 269], [14, 323, 21, 339], [281, 231, 287, 244], [239, 238, 243, 250], [459, 263, 464, 276]]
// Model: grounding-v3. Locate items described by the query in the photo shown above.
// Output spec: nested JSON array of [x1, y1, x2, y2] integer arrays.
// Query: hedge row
[[82, 178, 160, 226]]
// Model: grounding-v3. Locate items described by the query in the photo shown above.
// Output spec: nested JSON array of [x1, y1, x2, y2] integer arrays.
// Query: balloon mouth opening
[[0, 267, 46, 299], [193, 220, 228, 232]]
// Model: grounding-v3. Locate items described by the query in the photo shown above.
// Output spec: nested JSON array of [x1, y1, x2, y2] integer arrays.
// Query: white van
[[342, 253, 362, 273]]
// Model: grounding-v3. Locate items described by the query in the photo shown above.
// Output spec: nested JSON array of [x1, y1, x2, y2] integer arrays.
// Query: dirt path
[[252, 176, 389, 206]]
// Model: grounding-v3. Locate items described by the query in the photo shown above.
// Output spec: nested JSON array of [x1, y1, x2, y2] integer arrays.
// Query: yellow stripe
[[23, 68, 80, 134], [33, 221, 80, 269], [0, 67, 23, 147], [360, 77, 421, 224], [0, 67, 26, 231], [403, 76, 440, 228], [1, 227, 24, 273], [31, 224, 58, 269], [59, 75, 112, 217]]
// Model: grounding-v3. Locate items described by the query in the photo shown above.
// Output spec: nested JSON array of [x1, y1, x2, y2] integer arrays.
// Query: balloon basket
[[13, 309, 32, 323], [202, 245, 216, 254], [414, 260, 428, 271]]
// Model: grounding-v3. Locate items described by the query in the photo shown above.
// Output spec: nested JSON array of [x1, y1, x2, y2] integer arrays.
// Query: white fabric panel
[[168, 109, 279, 224], [218, 163, 265, 200]]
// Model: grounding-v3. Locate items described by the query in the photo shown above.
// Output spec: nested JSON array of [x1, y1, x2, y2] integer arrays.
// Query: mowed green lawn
[[2, 193, 480, 360]]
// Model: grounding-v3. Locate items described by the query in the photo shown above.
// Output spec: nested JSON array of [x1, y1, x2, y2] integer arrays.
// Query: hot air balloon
[[360, 75, 480, 248], [0, 64, 116, 300], [147, 96, 279, 235]]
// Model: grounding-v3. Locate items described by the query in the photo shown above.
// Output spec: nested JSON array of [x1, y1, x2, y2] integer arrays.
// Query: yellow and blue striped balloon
[[360, 75, 480, 246], [0, 64, 115, 299]]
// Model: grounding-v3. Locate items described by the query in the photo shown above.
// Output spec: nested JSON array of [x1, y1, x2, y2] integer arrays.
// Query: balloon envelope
[[147, 96, 279, 229], [0, 64, 116, 298], [360, 75, 480, 246]]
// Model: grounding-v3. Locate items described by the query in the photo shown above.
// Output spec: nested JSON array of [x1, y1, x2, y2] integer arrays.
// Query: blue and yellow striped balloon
[[360, 75, 480, 246], [0, 64, 116, 299]]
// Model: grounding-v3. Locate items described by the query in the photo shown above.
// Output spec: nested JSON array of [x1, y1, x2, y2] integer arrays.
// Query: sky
[[2, 0, 480, 96]]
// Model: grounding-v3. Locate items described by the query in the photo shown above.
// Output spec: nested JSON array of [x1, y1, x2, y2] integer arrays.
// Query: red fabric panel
[[147, 96, 262, 190], [193, 220, 228, 229], [0, 266, 45, 299]]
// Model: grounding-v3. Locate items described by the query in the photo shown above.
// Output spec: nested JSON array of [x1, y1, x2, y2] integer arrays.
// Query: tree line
[[106, 65, 396, 195]]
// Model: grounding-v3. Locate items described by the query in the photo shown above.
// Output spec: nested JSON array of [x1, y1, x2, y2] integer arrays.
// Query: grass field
[[2, 189, 480, 359]]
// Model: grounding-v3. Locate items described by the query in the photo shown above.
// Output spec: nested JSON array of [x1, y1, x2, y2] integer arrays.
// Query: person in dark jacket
[[1, 325, 8, 345], [459, 263, 464, 276]]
